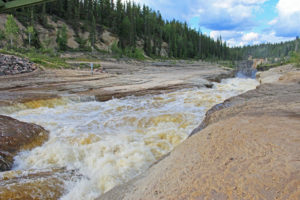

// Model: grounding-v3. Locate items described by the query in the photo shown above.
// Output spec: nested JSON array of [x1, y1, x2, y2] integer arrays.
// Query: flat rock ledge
[[0, 54, 37, 76], [0, 59, 233, 106], [98, 66, 300, 200], [0, 115, 49, 171]]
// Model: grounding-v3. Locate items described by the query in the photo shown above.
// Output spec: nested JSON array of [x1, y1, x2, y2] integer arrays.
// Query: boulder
[[0, 115, 49, 171], [0, 54, 37, 76], [160, 42, 169, 57]]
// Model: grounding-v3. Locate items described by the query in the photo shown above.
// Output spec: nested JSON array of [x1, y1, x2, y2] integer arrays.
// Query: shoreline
[[0, 59, 234, 106], [98, 64, 300, 200], [1, 59, 299, 199]]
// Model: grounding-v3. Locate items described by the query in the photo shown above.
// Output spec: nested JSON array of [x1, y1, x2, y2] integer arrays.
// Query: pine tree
[[90, 15, 96, 48], [8, 0, 233, 59], [56, 25, 68, 51], [120, 16, 130, 49]]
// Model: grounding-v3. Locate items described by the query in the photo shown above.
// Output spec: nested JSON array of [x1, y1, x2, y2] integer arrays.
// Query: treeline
[[8, 0, 230, 59], [231, 38, 300, 60]]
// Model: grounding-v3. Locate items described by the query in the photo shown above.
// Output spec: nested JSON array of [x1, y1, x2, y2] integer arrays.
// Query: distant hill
[[231, 38, 300, 61]]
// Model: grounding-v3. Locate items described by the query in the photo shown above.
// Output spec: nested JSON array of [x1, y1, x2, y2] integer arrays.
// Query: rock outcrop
[[0, 54, 37, 76], [0, 14, 170, 55], [0, 115, 48, 171], [0, 14, 26, 48], [96, 30, 119, 52], [98, 66, 300, 200], [256, 64, 296, 84]]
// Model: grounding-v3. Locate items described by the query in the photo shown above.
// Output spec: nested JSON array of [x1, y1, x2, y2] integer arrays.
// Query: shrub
[[123, 47, 145, 60], [289, 52, 300, 67], [132, 48, 145, 60], [56, 25, 68, 51], [111, 41, 122, 56], [5, 15, 19, 47]]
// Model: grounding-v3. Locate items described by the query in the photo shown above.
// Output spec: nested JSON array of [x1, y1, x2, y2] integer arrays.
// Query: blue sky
[[124, 0, 300, 46]]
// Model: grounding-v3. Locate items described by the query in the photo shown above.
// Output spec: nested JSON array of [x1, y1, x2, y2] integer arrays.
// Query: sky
[[123, 0, 300, 46]]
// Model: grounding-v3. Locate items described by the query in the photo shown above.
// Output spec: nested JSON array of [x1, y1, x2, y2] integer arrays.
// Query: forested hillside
[[231, 38, 300, 60], [2, 0, 230, 60]]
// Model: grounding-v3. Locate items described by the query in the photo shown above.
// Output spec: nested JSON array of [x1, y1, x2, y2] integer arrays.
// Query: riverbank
[[1, 57, 299, 199], [98, 65, 300, 200], [0, 58, 233, 107]]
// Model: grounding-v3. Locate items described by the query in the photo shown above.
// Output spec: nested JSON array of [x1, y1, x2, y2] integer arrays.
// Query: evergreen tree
[[56, 25, 68, 51], [120, 16, 130, 49], [90, 15, 96, 48], [6, 0, 233, 60]]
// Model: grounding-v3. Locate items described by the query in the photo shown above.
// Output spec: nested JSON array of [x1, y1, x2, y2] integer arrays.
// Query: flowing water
[[0, 78, 259, 200]]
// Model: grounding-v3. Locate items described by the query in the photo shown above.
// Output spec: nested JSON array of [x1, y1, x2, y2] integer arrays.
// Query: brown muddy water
[[0, 78, 258, 200]]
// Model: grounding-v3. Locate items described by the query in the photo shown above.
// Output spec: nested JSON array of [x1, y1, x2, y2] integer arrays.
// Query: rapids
[[0, 78, 259, 200]]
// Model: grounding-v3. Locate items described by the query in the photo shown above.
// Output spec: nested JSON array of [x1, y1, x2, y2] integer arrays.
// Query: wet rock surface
[[256, 64, 297, 84], [234, 60, 257, 78], [0, 168, 82, 200], [0, 115, 49, 171], [0, 59, 233, 105], [0, 58, 234, 198], [98, 66, 300, 200], [0, 54, 37, 76]]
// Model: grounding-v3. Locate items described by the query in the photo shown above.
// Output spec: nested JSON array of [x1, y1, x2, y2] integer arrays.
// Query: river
[[0, 77, 258, 200]]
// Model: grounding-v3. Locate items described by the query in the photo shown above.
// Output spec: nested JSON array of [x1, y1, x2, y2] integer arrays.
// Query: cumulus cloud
[[124, 0, 267, 31], [269, 0, 300, 37], [124, 0, 297, 45], [242, 32, 259, 41], [196, 0, 270, 31], [210, 30, 293, 47]]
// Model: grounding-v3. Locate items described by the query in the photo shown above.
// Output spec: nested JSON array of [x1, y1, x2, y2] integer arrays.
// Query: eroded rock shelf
[[98, 66, 300, 200]]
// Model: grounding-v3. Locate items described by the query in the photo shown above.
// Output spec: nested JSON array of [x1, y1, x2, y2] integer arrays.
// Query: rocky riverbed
[[0, 115, 48, 171], [0, 54, 299, 200], [98, 65, 300, 200], [0, 57, 233, 107], [0, 54, 37, 76]]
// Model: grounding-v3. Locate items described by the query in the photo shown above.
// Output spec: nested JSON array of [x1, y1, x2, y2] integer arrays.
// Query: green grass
[[216, 60, 235, 69], [0, 48, 72, 69], [256, 62, 284, 71], [67, 57, 102, 62]]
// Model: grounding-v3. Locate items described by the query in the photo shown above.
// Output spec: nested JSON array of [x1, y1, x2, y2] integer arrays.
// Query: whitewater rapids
[[1, 78, 259, 200]]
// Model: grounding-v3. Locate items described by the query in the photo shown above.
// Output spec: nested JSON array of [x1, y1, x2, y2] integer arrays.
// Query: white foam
[[5, 77, 258, 200]]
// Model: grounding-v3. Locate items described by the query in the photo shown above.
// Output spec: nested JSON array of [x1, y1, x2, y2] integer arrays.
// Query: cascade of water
[[0, 77, 259, 200]]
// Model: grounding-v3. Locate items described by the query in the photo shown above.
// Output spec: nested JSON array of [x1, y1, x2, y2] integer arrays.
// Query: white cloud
[[124, 0, 267, 31], [211, 30, 294, 47], [268, 19, 277, 25], [193, 0, 267, 30], [242, 32, 259, 41], [123, 0, 297, 43], [276, 0, 300, 16], [210, 30, 243, 40], [269, 0, 300, 37]]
